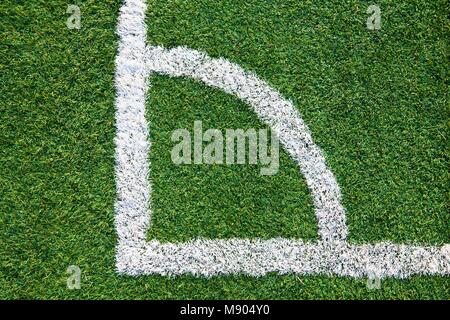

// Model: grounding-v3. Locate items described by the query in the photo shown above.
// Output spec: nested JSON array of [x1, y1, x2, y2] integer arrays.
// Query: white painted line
[[114, 0, 151, 247], [117, 240, 450, 277], [114, 0, 450, 277]]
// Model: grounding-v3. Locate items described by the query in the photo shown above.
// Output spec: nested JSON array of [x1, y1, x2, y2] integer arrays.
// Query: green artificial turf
[[0, 0, 448, 299]]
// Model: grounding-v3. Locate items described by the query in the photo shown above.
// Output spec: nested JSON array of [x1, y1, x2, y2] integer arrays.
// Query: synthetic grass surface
[[0, 0, 448, 299]]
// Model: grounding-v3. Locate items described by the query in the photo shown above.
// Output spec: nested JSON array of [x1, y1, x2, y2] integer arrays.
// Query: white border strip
[[117, 240, 450, 277], [115, 0, 151, 247], [114, 0, 450, 277]]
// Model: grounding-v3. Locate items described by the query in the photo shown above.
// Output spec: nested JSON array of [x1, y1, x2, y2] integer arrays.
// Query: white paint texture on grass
[[114, 0, 450, 277], [117, 240, 450, 277], [145, 45, 347, 241]]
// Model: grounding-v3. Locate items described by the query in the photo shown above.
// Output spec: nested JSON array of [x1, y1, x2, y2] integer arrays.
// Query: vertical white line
[[114, 0, 150, 248]]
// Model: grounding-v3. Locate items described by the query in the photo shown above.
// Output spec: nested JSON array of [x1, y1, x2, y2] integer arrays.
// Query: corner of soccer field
[[0, 0, 448, 299]]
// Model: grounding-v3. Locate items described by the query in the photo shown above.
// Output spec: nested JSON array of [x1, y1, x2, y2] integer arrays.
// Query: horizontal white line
[[117, 240, 450, 277]]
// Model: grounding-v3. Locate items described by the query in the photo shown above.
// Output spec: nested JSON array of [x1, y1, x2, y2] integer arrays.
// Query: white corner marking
[[114, 0, 450, 277]]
